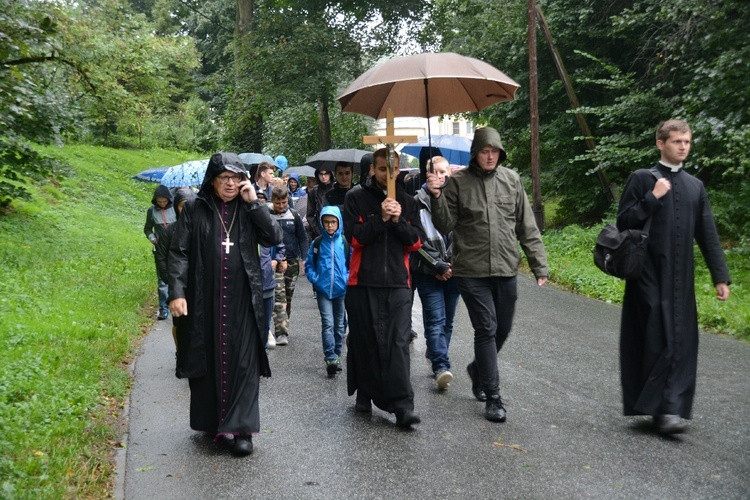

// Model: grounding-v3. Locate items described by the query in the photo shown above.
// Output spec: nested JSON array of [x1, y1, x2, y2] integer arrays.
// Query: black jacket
[[168, 153, 283, 379], [343, 178, 425, 288]]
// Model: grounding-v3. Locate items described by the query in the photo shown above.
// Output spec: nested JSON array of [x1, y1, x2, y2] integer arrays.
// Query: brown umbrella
[[337, 52, 520, 120]]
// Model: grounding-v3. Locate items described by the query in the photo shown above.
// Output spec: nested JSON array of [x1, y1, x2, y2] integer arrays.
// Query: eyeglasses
[[216, 174, 242, 184], [322, 220, 338, 226]]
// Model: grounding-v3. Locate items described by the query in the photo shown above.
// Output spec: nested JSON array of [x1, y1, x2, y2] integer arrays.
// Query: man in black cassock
[[343, 149, 426, 428], [168, 152, 283, 456], [617, 120, 730, 435]]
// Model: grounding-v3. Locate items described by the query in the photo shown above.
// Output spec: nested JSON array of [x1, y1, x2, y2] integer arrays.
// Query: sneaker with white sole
[[267, 332, 276, 349], [276, 334, 289, 346], [436, 370, 453, 390]]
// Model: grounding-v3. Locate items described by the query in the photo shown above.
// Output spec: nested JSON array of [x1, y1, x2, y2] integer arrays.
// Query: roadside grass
[[540, 223, 749, 340], [0, 145, 196, 498]]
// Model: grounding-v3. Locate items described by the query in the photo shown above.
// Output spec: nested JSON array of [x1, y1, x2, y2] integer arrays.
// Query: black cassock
[[172, 197, 271, 437], [188, 206, 261, 435], [617, 164, 730, 418]]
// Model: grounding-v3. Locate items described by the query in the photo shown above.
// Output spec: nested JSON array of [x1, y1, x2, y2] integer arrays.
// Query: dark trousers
[[455, 276, 517, 394]]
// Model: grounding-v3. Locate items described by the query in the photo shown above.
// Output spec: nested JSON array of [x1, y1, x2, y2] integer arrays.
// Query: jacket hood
[[198, 152, 248, 198], [315, 168, 333, 185], [173, 187, 196, 216], [470, 127, 507, 164], [319, 205, 343, 237], [152, 185, 174, 207], [358, 153, 373, 185], [288, 173, 301, 190]]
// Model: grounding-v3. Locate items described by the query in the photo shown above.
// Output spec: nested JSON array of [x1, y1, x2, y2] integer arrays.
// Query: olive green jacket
[[431, 163, 548, 279]]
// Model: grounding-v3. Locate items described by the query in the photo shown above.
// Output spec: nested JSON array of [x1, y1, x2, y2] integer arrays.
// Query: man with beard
[[343, 148, 425, 428], [169, 152, 283, 456]]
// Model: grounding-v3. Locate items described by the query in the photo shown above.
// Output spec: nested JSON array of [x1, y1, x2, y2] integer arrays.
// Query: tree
[[428, 0, 750, 235]]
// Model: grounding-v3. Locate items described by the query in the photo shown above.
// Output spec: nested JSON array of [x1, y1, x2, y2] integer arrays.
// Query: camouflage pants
[[273, 259, 300, 336]]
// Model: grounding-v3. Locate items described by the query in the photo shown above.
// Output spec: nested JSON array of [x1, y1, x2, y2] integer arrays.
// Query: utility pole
[[535, 6, 616, 203], [528, 0, 544, 231]]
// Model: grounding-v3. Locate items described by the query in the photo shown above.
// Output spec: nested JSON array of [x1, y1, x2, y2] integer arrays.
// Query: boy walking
[[305, 206, 349, 376], [269, 186, 308, 346]]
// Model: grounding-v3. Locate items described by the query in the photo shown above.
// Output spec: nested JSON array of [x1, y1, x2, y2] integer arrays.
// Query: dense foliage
[[428, 0, 749, 239]]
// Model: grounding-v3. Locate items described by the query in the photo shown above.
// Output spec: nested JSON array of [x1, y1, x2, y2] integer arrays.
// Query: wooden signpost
[[362, 109, 418, 199]]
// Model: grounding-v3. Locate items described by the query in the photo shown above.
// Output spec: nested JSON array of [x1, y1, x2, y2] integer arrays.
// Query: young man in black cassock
[[343, 148, 426, 428], [168, 152, 283, 456], [617, 120, 730, 435]]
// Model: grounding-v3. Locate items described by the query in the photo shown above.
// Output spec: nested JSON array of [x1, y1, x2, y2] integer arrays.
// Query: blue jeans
[[414, 273, 461, 374], [317, 294, 346, 363], [455, 276, 517, 395], [158, 278, 169, 314]]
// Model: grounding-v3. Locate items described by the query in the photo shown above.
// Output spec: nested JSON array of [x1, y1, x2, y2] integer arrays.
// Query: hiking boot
[[435, 370, 453, 390], [485, 393, 507, 422]]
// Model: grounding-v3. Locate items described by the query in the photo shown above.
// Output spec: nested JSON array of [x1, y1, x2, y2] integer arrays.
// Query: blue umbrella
[[132, 167, 168, 183], [238, 152, 276, 166], [401, 135, 472, 166], [160, 159, 210, 188]]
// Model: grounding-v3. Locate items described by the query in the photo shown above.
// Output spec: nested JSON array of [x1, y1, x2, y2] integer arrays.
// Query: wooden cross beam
[[362, 109, 418, 199]]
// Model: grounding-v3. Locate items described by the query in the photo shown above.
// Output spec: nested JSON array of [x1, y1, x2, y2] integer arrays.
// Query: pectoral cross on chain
[[222, 237, 234, 254]]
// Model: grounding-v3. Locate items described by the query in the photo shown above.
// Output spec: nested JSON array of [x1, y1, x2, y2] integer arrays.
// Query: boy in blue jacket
[[305, 206, 349, 376]]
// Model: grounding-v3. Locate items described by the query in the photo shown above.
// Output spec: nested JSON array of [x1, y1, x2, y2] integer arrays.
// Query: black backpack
[[312, 235, 350, 269], [593, 167, 662, 280]]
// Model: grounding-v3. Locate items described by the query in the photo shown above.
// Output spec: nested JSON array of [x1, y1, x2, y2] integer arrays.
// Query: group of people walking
[[144, 119, 730, 457]]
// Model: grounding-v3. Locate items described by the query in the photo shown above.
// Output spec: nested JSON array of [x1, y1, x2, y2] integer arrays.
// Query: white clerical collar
[[659, 161, 683, 172]]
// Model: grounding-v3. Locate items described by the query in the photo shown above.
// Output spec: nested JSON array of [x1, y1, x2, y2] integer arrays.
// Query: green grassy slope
[[0, 145, 196, 498]]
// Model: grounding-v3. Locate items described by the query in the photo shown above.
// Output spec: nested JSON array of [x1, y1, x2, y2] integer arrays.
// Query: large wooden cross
[[362, 109, 418, 199]]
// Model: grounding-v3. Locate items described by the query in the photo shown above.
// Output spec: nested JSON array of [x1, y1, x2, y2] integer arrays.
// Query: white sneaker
[[436, 370, 453, 390], [276, 334, 289, 346], [267, 332, 276, 349]]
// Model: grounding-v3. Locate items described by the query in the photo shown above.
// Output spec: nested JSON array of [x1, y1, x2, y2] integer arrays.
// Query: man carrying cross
[[168, 152, 283, 456], [343, 148, 426, 428]]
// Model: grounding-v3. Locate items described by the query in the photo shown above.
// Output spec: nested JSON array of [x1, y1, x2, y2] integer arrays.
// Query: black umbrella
[[305, 149, 371, 171]]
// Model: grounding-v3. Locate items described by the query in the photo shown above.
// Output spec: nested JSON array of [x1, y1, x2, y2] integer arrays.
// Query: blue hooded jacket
[[305, 206, 349, 299]]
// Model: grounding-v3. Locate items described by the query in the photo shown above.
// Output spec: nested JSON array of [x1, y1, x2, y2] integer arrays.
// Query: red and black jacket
[[343, 179, 424, 288]]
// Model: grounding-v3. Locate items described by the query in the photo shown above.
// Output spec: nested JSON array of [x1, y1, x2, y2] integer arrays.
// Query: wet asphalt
[[118, 275, 750, 499]]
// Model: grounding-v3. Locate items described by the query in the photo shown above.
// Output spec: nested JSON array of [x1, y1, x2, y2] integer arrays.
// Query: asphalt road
[[118, 275, 750, 499]]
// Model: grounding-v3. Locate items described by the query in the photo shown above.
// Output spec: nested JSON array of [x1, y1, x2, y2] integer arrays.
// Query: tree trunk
[[317, 99, 332, 151], [233, 0, 263, 152]]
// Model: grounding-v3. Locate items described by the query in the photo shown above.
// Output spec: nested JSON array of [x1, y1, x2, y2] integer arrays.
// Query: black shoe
[[355, 393, 372, 412], [485, 394, 507, 422], [466, 362, 487, 402], [232, 435, 253, 456], [157, 311, 168, 320], [395, 409, 421, 428], [654, 414, 686, 435], [409, 330, 418, 343]]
